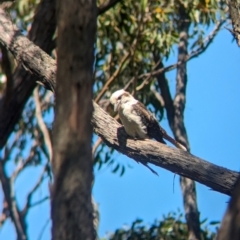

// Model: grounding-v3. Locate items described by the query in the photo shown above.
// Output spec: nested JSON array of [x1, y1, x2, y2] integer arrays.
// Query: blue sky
[[1, 26, 240, 239]]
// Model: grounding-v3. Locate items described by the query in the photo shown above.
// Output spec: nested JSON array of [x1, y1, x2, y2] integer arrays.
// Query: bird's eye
[[117, 96, 121, 100]]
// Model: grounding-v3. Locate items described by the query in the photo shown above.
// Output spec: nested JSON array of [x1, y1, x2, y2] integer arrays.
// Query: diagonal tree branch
[[0, 15, 56, 91], [136, 20, 225, 92], [0, 0, 57, 149], [0, 161, 26, 240], [0, 7, 238, 197], [95, 51, 130, 103], [21, 166, 47, 217], [34, 87, 53, 161]]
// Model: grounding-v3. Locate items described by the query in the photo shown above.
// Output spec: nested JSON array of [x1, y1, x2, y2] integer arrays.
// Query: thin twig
[[3, 130, 22, 163], [92, 137, 103, 155], [95, 51, 131, 103], [150, 86, 164, 107], [30, 196, 49, 208], [11, 143, 38, 181], [34, 87, 52, 162], [21, 166, 47, 217], [37, 218, 51, 240], [0, 161, 26, 239], [136, 20, 225, 91]]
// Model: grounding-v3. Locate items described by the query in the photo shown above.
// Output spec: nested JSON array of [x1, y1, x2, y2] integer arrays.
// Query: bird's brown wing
[[132, 101, 187, 151], [132, 101, 166, 144]]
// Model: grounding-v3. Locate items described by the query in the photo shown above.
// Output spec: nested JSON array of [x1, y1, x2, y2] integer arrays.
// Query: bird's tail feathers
[[163, 134, 187, 151]]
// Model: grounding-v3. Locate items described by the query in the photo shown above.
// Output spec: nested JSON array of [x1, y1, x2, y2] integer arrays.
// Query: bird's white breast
[[119, 101, 148, 139]]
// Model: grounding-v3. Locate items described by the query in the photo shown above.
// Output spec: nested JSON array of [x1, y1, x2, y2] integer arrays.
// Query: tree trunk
[[217, 176, 240, 240], [174, 9, 201, 240], [156, 5, 202, 240], [51, 0, 96, 239]]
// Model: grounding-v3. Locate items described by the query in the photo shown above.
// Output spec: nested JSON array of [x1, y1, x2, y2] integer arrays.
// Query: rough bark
[[51, 0, 96, 239], [227, 0, 240, 46], [0, 8, 238, 197], [174, 12, 201, 240], [0, 0, 56, 149], [156, 6, 201, 240], [216, 176, 240, 240]]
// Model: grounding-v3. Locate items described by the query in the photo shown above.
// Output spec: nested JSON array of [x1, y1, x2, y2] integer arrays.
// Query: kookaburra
[[110, 89, 186, 151]]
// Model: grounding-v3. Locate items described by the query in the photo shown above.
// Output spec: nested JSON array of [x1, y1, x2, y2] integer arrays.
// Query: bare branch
[[0, 8, 238, 196], [92, 137, 103, 155], [188, 20, 225, 60], [95, 51, 130, 103], [11, 143, 38, 181], [34, 87, 52, 161], [2, 130, 22, 163], [0, 161, 26, 239], [136, 20, 225, 91], [30, 196, 49, 208], [37, 218, 51, 240], [21, 166, 47, 217]]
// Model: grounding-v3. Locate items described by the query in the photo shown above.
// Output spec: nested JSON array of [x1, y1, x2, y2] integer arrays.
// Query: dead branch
[[136, 20, 225, 91], [11, 143, 38, 181], [0, 7, 238, 197], [95, 51, 130, 103], [21, 166, 47, 217], [34, 87, 52, 161], [0, 161, 26, 239]]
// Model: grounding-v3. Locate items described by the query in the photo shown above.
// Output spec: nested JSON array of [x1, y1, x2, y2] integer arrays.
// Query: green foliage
[[11, 0, 41, 28], [105, 212, 219, 240]]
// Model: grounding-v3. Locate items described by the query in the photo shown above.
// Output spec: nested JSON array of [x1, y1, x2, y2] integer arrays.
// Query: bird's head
[[110, 89, 134, 112]]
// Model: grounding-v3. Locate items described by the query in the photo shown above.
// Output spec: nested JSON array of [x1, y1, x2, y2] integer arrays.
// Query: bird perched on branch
[[110, 89, 186, 151]]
